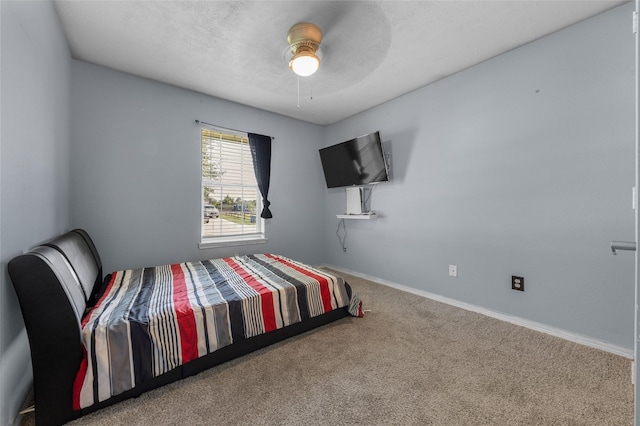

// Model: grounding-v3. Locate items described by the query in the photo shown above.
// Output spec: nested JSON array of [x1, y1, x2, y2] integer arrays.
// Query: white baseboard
[[324, 264, 633, 359]]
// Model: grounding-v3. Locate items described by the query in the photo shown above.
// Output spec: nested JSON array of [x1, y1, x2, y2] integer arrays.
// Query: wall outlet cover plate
[[449, 264, 457, 277], [512, 276, 524, 291]]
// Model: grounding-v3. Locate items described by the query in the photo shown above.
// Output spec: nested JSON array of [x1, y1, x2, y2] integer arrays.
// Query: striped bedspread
[[73, 254, 362, 409]]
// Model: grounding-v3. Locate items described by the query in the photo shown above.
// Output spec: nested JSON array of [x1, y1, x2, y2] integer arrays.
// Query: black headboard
[[8, 229, 102, 426]]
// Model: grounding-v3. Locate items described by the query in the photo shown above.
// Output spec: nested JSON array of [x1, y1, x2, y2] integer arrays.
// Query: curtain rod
[[195, 120, 274, 140]]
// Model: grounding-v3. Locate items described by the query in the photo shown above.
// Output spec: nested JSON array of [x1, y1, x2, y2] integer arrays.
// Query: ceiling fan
[[286, 22, 323, 77]]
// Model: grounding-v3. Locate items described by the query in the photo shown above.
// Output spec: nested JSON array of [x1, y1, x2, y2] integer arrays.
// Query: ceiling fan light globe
[[290, 53, 320, 77]]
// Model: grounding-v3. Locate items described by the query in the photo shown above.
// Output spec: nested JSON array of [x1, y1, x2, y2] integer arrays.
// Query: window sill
[[199, 235, 268, 249]]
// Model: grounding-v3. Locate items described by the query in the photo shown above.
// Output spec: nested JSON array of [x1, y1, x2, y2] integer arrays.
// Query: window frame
[[199, 125, 267, 249]]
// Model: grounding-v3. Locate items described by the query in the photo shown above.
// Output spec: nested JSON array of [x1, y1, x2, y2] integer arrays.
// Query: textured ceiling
[[53, 0, 629, 126]]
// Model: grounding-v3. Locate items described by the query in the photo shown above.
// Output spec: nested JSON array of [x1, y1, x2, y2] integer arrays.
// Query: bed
[[8, 229, 362, 426]]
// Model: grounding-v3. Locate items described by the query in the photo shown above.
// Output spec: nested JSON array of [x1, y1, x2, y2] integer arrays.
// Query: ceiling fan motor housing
[[287, 22, 322, 53]]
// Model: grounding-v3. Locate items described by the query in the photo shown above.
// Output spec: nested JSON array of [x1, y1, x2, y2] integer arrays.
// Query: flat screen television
[[319, 131, 389, 188]]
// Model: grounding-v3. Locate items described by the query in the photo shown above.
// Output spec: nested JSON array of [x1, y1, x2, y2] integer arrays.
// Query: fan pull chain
[[297, 75, 300, 109]]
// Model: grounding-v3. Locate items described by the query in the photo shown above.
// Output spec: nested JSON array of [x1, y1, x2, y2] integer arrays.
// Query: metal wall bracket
[[611, 241, 637, 255]]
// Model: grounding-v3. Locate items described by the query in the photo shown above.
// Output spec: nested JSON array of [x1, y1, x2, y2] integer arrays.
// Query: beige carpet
[[21, 271, 633, 425]]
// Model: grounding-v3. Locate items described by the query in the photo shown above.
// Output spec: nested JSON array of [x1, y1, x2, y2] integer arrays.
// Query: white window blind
[[201, 126, 265, 246]]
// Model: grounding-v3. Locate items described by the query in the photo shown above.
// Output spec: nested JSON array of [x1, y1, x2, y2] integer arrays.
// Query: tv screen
[[319, 131, 389, 189]]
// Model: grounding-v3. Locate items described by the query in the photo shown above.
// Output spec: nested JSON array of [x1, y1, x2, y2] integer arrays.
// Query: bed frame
[[8, 229, 350, 426]]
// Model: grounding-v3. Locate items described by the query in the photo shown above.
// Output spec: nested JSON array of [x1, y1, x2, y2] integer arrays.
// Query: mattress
[[73, 254, 362, 409]]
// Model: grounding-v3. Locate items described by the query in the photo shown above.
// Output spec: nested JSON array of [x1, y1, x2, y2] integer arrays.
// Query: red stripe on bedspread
[[171, 264, 198, 363], [72, 348, 89, 410], [266, 254, 333, 313], [224, 258, 277, 333], [73, 273, 118, 409]]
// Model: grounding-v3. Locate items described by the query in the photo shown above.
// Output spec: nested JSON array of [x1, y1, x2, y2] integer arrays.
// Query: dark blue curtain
[[248, 133, 273, 218]]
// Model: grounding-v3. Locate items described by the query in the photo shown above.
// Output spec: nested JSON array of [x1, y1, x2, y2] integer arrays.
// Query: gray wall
[[0, 1, 72, 424], [70, 61, 327, 274], [322, 3, 635, 350]]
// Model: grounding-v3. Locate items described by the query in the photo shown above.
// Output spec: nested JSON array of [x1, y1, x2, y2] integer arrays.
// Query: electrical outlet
[[512, 276, 524, 291], [449, 264, 457, 277]]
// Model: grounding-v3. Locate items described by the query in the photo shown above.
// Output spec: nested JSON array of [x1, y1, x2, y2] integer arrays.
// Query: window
[[200, 126, 266, 247]]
